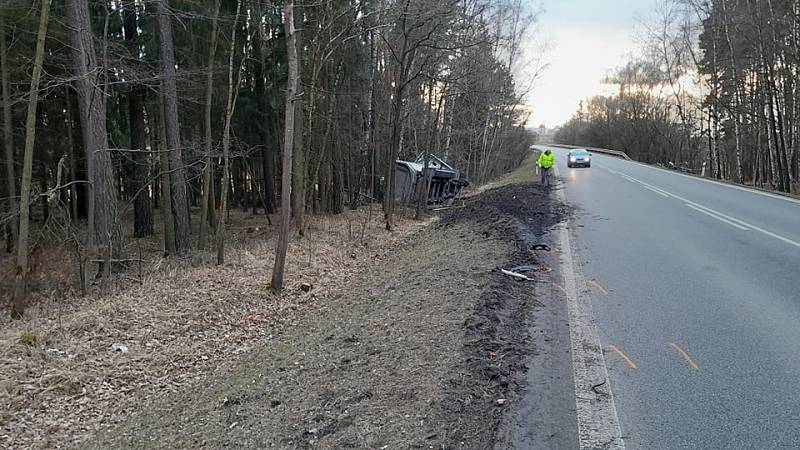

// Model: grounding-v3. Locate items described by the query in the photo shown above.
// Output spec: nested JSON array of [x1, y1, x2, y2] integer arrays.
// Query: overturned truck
[[394, 155, 469, 207]]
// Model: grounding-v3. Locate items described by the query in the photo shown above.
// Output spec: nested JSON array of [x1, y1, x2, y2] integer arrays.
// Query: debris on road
[[111, 343, 129, 354], [501, 268, 534, 281]]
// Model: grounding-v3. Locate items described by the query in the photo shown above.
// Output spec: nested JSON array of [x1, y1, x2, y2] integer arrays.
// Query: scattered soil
[[429, 182, 569, 448]]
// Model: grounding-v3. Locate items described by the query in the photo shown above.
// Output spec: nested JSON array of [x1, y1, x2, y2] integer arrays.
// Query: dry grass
[[90, 219, 513, 449], [0, 205, 430, 450], [462, 152, 538, 198]]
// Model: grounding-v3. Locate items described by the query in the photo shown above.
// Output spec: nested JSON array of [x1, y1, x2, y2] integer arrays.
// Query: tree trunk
[[157, 99, 176, 255], [156, 0, 191, 252], [365, 29, 377, 201], [215, 0, 243, 266], [254, 3, 276, 214], [292, 9, 306, 237], [12, 0, 50, 318], [720, 0, 744, 183], [1, 10, 17, 253], [67, 0, 122, 260], [384, 74, 405, 230], [384, 12, 415, 230], [199, 0, 221, 249], [293, 96, 306, 236], [123, 1, 153, 238], [65, 86, 79, 222], [272, 0, 298, 291], [418, 80, 445, 218]]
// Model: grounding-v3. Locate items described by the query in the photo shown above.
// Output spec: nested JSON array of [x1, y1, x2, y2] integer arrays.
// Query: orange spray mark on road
[[608, 345, 637, 369], [670, 343, 700, 369], [553, 283, 568, 297], [587, 280, 609, 296]]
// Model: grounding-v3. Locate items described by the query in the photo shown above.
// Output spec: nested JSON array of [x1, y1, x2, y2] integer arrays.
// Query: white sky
[[526, 0, 661, 128]]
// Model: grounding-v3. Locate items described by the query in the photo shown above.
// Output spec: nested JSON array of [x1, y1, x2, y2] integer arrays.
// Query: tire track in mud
[[433, 183, 572, 448]]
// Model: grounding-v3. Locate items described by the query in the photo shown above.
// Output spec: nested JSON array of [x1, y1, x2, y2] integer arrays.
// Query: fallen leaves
[[0, 206, 429, 449]]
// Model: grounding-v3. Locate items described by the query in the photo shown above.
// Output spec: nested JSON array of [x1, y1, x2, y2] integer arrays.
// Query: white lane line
[[621, 175, 639, 184], [717, 213, 800, 249], [687, 202, 751, 228], [622, 158, 800, 206], [553, 164, 625, 449], [613, 171, 800, 250], [643, 185, 669, 198], [645, 185, 672, 197], [546, 145, 800, 206], [617, 172, 640, 184], [686, 204, 750, 231]]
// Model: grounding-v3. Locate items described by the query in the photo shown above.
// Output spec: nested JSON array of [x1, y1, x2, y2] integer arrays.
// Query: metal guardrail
[[541, 143, 632, 161]]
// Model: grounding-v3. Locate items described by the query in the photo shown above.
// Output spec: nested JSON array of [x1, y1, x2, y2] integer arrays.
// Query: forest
[[555, 0, 800, 193], [0, 0, 539, 318]]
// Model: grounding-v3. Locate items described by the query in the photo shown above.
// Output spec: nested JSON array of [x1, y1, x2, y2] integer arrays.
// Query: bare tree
[[215, 0, 245, 265], [719, 0, 743, 183], [12, 0, 50, 318], [272, 0, 298, 291], [67, 0, 122, 260], [156, 0, 191, 252], [157, 98, 176, 254], [123, 0, 153, 238], [382, 0, 452, 230], [292, 4, 306, 237], [254, 0, 277, 215], [199, 0, 221, 249], [1, 9, 16, 252]]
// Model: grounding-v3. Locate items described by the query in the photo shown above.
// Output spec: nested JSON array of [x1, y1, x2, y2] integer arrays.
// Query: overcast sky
[[527, 0, 662, 128]]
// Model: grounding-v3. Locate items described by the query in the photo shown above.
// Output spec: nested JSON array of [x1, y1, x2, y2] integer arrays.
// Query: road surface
[[538, 145, 800, 449]]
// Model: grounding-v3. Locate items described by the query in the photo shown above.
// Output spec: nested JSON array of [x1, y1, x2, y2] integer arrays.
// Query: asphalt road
[[538, 146, 800, 449]]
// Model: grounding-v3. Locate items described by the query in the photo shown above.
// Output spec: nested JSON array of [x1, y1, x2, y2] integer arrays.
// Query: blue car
[[567, 149, 592, 168]]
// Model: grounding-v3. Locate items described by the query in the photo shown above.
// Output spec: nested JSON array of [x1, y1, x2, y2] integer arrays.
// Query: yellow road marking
[[669, 343, 700, 369], [587, 280, 609, 296], [553, 283, 568, 297], [608, 345, 637, 369]]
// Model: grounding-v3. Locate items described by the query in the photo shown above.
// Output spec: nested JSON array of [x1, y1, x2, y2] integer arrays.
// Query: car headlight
[[569, 157, 576, 162]]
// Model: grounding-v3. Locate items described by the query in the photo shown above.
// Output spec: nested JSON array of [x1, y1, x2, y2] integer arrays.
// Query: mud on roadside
[[88, 182, 567, 449], [431, 183, 568, 448]]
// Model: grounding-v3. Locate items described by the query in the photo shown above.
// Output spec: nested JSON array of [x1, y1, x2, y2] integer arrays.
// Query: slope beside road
[[83, 165, 573, 449], [539, 145, 800, 449]]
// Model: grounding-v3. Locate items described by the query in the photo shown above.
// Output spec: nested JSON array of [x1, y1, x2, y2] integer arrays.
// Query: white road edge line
[[543, 145, 800, 206], [553, 164, 625, 450], [624, 157, 800, 206], [616, 171, 800, 250], [685, 204, 750, 231]]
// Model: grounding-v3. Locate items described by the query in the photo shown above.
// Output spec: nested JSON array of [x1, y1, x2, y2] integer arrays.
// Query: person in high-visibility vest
[[537, 150, 555, 187]]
